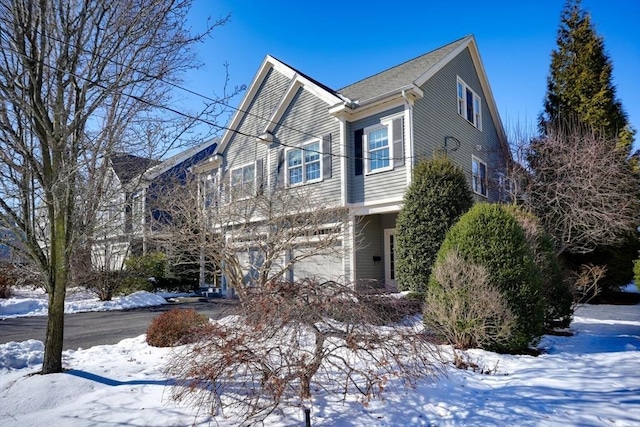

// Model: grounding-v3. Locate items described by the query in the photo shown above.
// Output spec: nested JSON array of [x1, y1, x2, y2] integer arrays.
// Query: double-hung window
[[230, 163, 255, 200], [286, 140, 322, 186], [367, 125, 390, 171], [472, 157, 488, 197], [457, 77, 482, 130]]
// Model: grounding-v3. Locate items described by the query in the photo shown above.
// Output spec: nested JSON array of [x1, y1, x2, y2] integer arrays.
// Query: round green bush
[[430, 203, 544, 352], [396, 156, 473, 293], [504, 205, 573, 329]]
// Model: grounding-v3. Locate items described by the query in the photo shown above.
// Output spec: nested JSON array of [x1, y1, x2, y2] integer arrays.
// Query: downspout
[[401, 89, 415, 185]]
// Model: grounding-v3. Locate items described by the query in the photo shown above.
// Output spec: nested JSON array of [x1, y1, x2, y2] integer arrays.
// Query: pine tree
[[541, 0, 634, 152]]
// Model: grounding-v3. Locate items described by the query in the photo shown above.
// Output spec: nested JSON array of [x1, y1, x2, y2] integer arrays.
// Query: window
[[286, 140, 322, 186], [367, 126, 390, 171], [472, 157, 488, 197], [457, 77, 482, 129], [230, 163, 255, 200], [203, 173, 218, 207]]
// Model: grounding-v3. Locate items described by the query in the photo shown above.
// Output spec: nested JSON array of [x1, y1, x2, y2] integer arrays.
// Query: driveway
[[0, 299, 238, 350]]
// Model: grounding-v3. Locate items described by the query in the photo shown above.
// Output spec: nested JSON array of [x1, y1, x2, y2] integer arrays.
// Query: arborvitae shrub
[[396, 156, 473, 293], [504, 205, 573, 329], [431, 203, 544, 352], [146, 308, 209, 347], [123, 252, 168, 294]]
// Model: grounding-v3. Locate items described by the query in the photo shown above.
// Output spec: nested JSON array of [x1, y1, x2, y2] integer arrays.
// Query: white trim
[[348, 215, 356, 284], [264, 78, 303, 135], [229, 161, 257, 201], [384, 228, 396, 286], [472, 156, 488, 197], [330, 88, 422, 122], [338, 117, 348, 206], [413, 35, 509, 162], [284, 139, 323, 186], [363, 123, 393, 174], [457, 76, 482, 130], [362, 113, 404, 175]]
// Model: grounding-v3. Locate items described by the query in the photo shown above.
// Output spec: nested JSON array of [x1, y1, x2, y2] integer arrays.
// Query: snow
[[0, 288, 639, 426], [0, 287, 168, 318]]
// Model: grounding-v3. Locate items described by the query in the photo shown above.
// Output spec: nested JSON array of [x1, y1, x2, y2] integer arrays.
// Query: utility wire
[[0, 37, 429, 163]]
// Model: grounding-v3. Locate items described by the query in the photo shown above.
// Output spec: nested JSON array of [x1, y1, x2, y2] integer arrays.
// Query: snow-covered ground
[[0, 286, 639, 426]]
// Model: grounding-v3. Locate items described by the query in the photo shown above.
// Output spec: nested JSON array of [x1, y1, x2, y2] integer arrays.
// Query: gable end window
[[457, 77, 482, 130], [472, 157, 488, 197], [286, 140, 322, 186]]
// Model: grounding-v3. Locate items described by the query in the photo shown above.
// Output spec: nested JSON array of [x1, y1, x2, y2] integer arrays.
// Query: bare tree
[[512, 123, 640, 257], [0, 0, 233, 374], [154, 173, 352, 300], [166, 279, 440, 425]]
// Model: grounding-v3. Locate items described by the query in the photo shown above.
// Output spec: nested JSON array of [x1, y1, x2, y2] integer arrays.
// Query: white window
[[364, 115, 402, 174], [286, 140, 322, 186], [203, 173, 218, 207], [230, 163, 255, 200], [472, 157, 488, 197], [457, 77, 482, 130]]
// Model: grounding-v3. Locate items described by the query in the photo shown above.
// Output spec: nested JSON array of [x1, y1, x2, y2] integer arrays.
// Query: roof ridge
[[338, 35, 471, 93], [270, 55, 339, 95]]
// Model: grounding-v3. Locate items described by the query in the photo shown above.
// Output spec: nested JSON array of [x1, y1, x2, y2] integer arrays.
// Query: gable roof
[[338, 36, 470, 104], [142, 138, 218, 181], [110, 153, 160, 185]]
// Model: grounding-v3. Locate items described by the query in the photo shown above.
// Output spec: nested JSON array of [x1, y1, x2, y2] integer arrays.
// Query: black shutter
[[322, 134, 332, 179], [354, 129, 363, 176], [392, 118, 404, 167], [276, 148, 285, 188]]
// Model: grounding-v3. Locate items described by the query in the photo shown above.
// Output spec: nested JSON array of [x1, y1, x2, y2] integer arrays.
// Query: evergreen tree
[[541, 0, 634, 152], [395, 156, 472, 293]]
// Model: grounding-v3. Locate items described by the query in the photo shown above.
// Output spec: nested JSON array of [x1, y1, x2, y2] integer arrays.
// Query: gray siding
[[413, 47, 507, 202], [270, 87, 341, 202], [355, 215, 384, 281], [222, 68, 291, 181], [348, 105, 407, 204]]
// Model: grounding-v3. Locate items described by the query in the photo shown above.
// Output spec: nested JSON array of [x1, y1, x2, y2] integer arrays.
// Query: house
[[92, 139, 218, 272], [195, 35, 510, 294]]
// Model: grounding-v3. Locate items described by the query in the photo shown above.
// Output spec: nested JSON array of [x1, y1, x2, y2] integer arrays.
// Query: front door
[[384, 228, 396, 287]]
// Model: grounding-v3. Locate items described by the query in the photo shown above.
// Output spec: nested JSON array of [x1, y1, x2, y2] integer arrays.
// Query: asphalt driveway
[[0, 299, 238, 350]]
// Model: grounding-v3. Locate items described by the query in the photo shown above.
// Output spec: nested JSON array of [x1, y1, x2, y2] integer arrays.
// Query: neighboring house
[[93, 139, 218, 271], [195, 35, 510, 293]]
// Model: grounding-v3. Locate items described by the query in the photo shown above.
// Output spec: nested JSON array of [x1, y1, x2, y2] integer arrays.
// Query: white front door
[[384, 228, 396, 286]]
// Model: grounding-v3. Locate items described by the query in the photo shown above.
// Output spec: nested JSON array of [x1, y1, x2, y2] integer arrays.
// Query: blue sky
[[179, 0, 640, 151]]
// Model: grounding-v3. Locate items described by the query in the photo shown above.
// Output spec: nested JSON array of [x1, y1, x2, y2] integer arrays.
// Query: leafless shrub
[[146, 308, 210, 348], [572, 263, 607, 303], [165, 279, 442, 425], [0, 264, 16, 298], [451, 350, 500, 375], [519, 123, 640, 256], [424, 251, 516, 350]]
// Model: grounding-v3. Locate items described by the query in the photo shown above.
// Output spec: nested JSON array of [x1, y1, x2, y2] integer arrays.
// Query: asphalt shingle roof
[[110, 153, 160, 184], [338, 35, 470, 103]]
